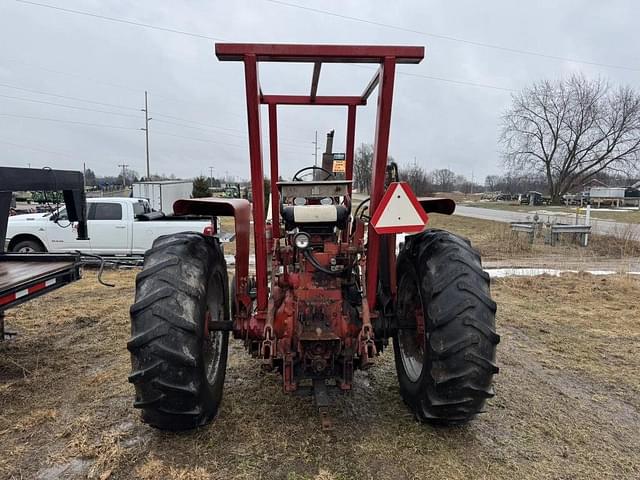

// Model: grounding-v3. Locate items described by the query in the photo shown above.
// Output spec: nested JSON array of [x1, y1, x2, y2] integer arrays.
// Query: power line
[[0, 82, 138, 111], [153, 113, 248, 134], [0, 138, 74, 157], [153, 118, 247, 138], [12, 1, 527, 98], [0, 112, 138, 130], [265, 0, 640, 73], [0, 110, 308, 153], [351, 64, 515, 92], [1, 55, 238, 109], [1, 57, 245, 119], [397, 71, 515, 92], [153, 130, 246, 148], [19, 0, 635, 72], [15, 0, 224, 41], [0, 82, 251, 133], [151, 111, 314, 147], [2, 56, 143, 94], [153, 130, 313, 155], [0, 93, 142, 117]]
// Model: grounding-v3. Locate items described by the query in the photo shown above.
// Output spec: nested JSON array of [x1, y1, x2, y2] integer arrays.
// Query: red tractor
[[128, 44, 499, 430]]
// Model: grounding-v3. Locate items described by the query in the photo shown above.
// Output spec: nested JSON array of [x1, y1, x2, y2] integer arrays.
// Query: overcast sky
[[1, 0, 639, 182]]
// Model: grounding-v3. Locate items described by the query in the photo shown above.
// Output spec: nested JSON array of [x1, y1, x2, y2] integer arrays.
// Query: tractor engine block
[[265, 237, 363, 392]]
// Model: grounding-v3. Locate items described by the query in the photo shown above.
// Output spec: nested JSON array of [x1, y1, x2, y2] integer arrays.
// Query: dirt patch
[[1, 268, 638, 479]]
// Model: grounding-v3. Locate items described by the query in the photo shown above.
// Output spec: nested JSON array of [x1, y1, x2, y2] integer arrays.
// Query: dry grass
[[494, 273, 640, 407], [427, 212, 640, 263], [588, 222, 640, 257], [0, 267, 639, 479]]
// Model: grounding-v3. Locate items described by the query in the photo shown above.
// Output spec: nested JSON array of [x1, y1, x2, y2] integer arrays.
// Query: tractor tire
[[128, 232, 229, 431], [393, 229, 499, 425]]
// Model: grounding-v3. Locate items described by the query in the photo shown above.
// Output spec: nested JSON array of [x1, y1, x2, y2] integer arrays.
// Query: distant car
[[520, 191, 544, 206]]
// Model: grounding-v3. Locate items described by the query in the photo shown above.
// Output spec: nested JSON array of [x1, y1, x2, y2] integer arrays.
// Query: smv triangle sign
[[370, 182, 429, 234]]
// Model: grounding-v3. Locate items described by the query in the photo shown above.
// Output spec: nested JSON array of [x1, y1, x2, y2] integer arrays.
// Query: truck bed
[[0, 254, 82, 312]]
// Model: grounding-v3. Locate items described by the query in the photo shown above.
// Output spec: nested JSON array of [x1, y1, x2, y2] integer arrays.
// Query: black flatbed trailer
[[0, 253, 82, 336], [0, 167, 88, 338]]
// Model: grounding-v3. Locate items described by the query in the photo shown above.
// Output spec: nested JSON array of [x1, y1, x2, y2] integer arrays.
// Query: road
[[455, 205, 640, 239]]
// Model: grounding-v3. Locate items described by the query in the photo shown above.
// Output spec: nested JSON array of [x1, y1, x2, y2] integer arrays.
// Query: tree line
[[84, 168, 184, 189], [354, 144, 480, 196], [353, 74, 640, 202]]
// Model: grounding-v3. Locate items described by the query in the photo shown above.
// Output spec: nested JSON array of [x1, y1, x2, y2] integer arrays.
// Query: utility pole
[[209, 166, 214, 188], [312, 130, 319, 167], [141, 91, 152, 179], [83, 162, 86, 191], [118, 163, 128, 189]]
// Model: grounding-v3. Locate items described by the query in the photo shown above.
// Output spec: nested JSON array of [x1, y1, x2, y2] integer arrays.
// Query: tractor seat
[[281, 204, 349, 230]]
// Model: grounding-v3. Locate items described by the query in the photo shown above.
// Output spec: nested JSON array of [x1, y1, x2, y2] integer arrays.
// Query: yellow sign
[[332, 160, 346, 173]]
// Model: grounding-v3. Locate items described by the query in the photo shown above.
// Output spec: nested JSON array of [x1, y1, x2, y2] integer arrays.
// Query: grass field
[[1, 216, 639, 479]]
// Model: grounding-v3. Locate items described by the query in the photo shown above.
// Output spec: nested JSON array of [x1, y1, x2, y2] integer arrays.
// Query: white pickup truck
[[5, 197, 214, 256]]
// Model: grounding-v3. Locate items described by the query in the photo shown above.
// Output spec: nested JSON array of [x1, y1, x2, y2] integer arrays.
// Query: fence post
[[584, 205, 591, 247]]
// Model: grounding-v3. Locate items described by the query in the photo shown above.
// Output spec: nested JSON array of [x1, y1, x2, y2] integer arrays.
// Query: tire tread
[[128, 232, 229, 431], [394, 229, 499, 425]]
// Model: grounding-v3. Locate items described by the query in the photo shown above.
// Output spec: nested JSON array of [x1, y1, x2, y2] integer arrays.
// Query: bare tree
[[485, 175, 500, 191], [432, 168, 456, 192], [501, 74, 640, 203], [400, 163, 433, 195], [354, 144, 395, 194], [354, 144, 373, 193]]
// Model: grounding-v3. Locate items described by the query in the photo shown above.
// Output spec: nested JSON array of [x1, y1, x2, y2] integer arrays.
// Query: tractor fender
[[417, 197, 456, 215], [173, 197, 252, 322]]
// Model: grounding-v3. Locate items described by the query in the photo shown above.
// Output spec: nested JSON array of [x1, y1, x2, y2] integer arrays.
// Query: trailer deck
[[0, 253, 82, 336]]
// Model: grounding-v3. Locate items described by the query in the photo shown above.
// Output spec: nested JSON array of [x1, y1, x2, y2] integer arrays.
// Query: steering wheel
[[292, 166, 335, 182]]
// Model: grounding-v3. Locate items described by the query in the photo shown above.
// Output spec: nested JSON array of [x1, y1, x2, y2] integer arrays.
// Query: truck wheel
[[128, 232, 229, 430], [12, 239, 45, 253], [393, 229, 499, 425]]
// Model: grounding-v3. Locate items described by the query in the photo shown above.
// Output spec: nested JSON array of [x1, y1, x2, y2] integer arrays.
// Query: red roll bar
[[215, 43, 425, 313]]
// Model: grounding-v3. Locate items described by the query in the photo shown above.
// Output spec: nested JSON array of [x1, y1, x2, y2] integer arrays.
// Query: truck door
[[45, 208, 91, 252], [87, 202, 129, 255]]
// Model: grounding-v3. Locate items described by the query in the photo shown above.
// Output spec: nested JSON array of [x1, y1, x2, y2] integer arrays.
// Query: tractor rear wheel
[[128, 232, 229, 430], [393, 229, 499, 425]]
